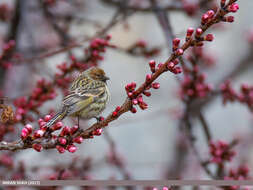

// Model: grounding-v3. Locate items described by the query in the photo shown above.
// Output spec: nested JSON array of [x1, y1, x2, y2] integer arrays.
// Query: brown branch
[[198, 111, 212, 143]]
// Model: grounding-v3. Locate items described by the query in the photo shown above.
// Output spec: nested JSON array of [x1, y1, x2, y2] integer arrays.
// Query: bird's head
[[85, 67, 110, 83]]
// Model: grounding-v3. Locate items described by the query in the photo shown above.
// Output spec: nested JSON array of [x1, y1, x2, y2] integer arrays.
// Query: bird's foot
[[94, 116, 104, 122]]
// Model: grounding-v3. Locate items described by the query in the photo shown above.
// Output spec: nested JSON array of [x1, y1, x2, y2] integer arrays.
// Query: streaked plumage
[[46, 67, 110, 127]]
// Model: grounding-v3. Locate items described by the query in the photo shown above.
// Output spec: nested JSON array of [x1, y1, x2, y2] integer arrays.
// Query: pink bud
[[60, 126, 71, 136], [146, 74, 152, 81], [58, 137, 67, 145], [32, 144, 43, 152], [201, 14, 209, 24], [132, 99, 138, 105], [93, 128, 103, 136], [175, 48, 184, 56], [149, 60, 156, 68], [67, 145, 77, 153], [44, 115, 52, 122], [131, 107, 137, 113], [143, 91, 151, 97], [70, 125, 79, 135], [39, 121, 46, 128], [56, 145, 65, 154], [21, 128, 29, 139], [152, 82, 160, 89], [112, 111, 118, 117], [172, 38, 180, 47], [204, 34, 214, 41], [167, 62, 175, 70], [196, 28, 203, 36], [74, 136, 84, 144], [24, 124, 33, 133], [33, 130, 45, 138], [186, 28, 194, 37], [52, 121, 63, 131], [116, 106, 121, 112], [225, 16, 234, 22], [207, 10, 215, 18]]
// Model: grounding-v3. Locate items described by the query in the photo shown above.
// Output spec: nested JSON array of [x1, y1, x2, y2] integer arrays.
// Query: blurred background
[[0, 0, 253, 189]]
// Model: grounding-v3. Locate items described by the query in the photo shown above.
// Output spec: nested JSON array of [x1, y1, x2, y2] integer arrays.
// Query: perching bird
[[46, 67, 110, 127]]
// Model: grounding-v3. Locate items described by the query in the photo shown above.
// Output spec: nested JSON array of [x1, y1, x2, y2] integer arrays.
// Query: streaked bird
[[46, 67, 110, 127]]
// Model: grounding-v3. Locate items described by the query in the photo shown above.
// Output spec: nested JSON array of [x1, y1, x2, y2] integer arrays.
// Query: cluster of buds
[[112, 106, 121, 117], [0, 40, 15, 69], [201, 10, 215, 25], [87, 35, 115, 65], [220, 0, 239, 23], [125, 60, 164, 113], [220, 81, 253, 111], [166, 59, 182, 74], [181, 0, 199, 16], [92, 128, 103, 136], [0, 4, 11, 22], [194, 27, 214, 45], [126, 39, 160, 58], [180, 67, 212, 99], [56, 124, 82, 154], [224, 165, 249, 190], [227, 3, 239, 13], [209, 140, 236, 164], [225, 165, 249, 180], [21, 115, 84, 153], [14, 79, 56, 122], [172, 38, 184, 56]]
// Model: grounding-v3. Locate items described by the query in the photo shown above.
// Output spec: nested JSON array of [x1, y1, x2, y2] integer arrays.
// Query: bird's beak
[[102, 76, 110, 83], [104, 76, 110, 81]]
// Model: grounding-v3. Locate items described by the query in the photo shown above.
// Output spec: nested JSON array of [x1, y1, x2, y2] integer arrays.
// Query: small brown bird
[[46, 67, 110, 127]]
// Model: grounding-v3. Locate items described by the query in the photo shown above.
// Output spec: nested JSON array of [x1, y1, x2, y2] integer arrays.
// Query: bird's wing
[[62, 79, 106, 114]]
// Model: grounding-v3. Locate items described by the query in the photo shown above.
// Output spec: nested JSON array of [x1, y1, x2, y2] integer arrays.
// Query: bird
[[45, 67, 110, 127]]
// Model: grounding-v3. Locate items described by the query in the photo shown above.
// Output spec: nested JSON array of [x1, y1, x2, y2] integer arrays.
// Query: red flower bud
[[52, 121, 63, 131], [32, 144, 43, 152], [204, 34, 214, 41], [24, 124, 33, 134], [131, 107, 137, 113], [70, 125, 79, 134], [67, 145, 77, 153], [56, 145, 65, 154], [33, 129, 45, 138], [44, 115, 52, 122], [58, 137, 67, 145], [74, 136, 84, 144], [152, 82, 160, 89], [175, 49, 184, 56], [195, 28, 203, 37], [93, 128, 103, 136], [146, 74, 152, 81]]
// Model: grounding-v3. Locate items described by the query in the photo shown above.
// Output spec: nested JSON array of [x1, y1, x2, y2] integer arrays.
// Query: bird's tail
[[45, 111, 66, 128]]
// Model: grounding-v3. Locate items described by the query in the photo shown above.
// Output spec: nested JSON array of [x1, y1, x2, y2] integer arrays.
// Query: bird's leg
[[77, 115, 80, 127], [94, 116, 101, 122]]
